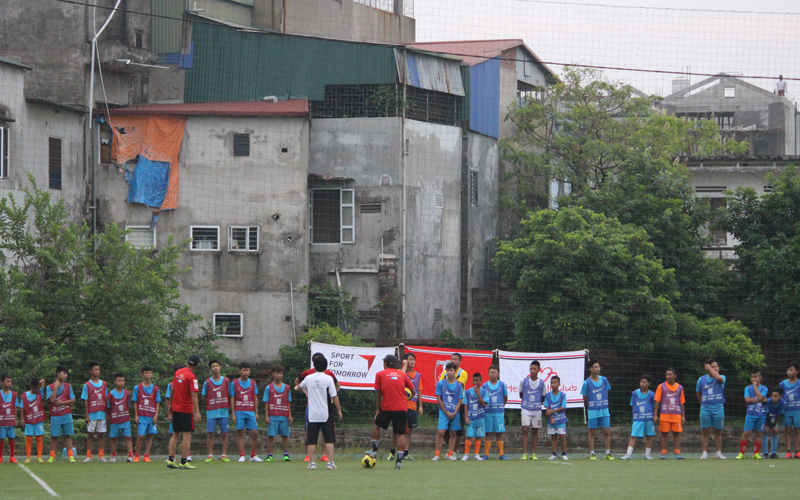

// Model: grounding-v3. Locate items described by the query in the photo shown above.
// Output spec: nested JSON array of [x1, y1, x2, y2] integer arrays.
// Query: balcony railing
[[355, 0, 414, 18]]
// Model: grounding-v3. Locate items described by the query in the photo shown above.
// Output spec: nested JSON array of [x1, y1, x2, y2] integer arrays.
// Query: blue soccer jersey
[[581, 377, 611, 419], [435, 379, 463, 413]]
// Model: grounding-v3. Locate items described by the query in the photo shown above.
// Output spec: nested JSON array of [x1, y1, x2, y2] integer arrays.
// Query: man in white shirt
[[777, 75, 787, 96], [298, 356, 341, 470]]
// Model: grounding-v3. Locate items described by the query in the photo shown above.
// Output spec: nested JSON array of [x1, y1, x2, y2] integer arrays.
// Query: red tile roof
[[106, 99, 309, 118], [408, 39, 556, 78]]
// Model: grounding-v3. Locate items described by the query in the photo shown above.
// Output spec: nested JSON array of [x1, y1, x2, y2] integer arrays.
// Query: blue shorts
[[207, 417, 229, 434], [588, 416, 610, 429], [631, 421, 656, 438], [25, 423, 45, 437], [109, 422, 132, 439], [268, 417, 290, 437], [236, 415, 258, 431], [50, 420, 74, 437], [744, 415, 766, 433], [465, 418, 485, 438], [137, 423, 158, 436], [700, 407, 725, 430], [0, 426, 16, 439], [484, 414, 506, 434], [783, 413, 800, 428], [438, 411, 462, 431]]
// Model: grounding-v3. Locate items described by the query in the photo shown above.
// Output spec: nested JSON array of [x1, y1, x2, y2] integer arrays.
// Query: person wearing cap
[[366, 354, 416, 470], [167, 355, 202, 470]]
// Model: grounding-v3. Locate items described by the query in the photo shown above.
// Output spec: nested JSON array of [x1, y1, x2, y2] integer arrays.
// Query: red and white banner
[[498, 350, 587, 409], [404, 346, 494, 403], [309, 342, 396, 391]]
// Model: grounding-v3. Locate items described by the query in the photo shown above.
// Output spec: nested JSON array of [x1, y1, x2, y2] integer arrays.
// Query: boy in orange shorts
[[654, 367, 685, 459]]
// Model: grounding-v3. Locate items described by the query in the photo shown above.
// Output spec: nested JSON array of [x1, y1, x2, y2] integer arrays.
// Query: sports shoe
[[431, 455, 440, 461], [499, 454, 510, 460], [660, 454, 667, 460], [250, 456, 263, 462], [178, 462, 196, 470], [786, 452, 793, 459], [474, 455, 483, 460], [605, 454, 615, 460], [37, 457, 44, 463], [307, 462, 316, 470], [265, 455, 274, 462], [166, 460, 178, 468], [561, 454, 569, 461], [521, 453, 528, 460], [99, 456, 107, 463], [645, 455, 653, 460], [84, 457, 92, 463], [24, 458, 31, 463], [68, 456, 76, 463], [143, 456, 151, 463], [205, 456, 214, 462], [530, 453, 538, 460], [675, 455, 685, 460], [238, 455, 246, 462], [110, 456, 117, 463], [134, 456, 140, 463], [753, 453, 763, 460], [9, 457, 18, 464], [548, 454, 558, 461], [220, 456, 231, 462], [365, 451, 377, 459], [282, 455, 290, 462], [327, 462, 337, 470], [0, 457, 3, 464], [47, 456, 56, 463], [590, 453, 597, 460], [621, 454, 632, 460], [481, 455, 489, 460], [763, 453, 769, 459], [447, 454, 457, 461], [387, 452, 395, 461], [461, 455, 469, 461], [304, 455, 310, 462], [403, 454, 414, 461], [794, 452, 800, 459], [126, 456, 133, 463], [716, 453, 726, 460], [700, 452, 708, 460], [394, 461, 402, 470], [735, 453, 745, 460], [770, 453, 778, 459], [321, 455, 329, 462]]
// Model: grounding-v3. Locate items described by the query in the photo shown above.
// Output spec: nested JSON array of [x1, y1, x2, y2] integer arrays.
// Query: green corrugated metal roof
[[458, 65, 470, 122], [151, 0, 185, 54], [185, 22, 399, 102], [0, 56, 32, 70]]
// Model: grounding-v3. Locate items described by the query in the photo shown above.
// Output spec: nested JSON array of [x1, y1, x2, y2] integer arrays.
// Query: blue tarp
[[128, 157, 170, 208]]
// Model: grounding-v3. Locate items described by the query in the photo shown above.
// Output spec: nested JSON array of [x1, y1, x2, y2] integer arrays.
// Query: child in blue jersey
[[545, 376, 568, 460], [0, 374, 18, 463], [764, 387, 785, 459], [230, 362, 261, 462], [263, 364, 293, 462], [780, 361, 800, 458], [520, 360, 545, 460], [81, 362, 108, 462], [133, 364, 161, 463], [481, 365, 509, 460], [462, 372, 487, 461], [696, 359, 727, 459], [202, 359, 230, 463], [621, 374, 655, 460], [581, 360, 613, 460], [737, 369, 767, 459], [44, 366, 77, 463], [107, 373, 134, 462], [432, 363, 463, 461]]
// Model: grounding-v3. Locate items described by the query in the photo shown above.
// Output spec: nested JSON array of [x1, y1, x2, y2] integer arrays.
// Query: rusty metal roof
[[106, 99, 309, 118]]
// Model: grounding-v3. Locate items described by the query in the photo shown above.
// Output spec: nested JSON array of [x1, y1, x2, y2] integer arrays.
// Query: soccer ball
[[361, 455, 377, 469], [405, 387, 413, 400]]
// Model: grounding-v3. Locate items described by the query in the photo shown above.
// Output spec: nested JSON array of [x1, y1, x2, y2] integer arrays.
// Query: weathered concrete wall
[[253, 0, 415, 43], [192, 0, 253, 26], [96, 115, 310, 361], [0, 63, 86, 224]]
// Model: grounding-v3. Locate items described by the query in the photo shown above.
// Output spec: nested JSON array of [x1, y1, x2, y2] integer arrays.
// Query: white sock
[[626, 446, 633, 455], [605, 449, 611, 455], [645, 448, 651, 456]]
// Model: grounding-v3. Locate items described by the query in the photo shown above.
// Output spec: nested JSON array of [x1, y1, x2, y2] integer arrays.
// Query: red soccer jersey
[[172, 368, 199, 413], [374, 368, 414, 412]]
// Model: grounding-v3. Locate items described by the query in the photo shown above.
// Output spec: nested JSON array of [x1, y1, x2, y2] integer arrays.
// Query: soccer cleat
[[474, 455, 483, 461], [660, 454, 667, 460], [447, 454, 457, 461], [387, 452, 395, 461], [0, 457, 4, 464], [178, 462, 196, 470], [530, 453, 538, 460], [24, 458, 31, 463], [770, 453, 778, 459], [645, 455, 653, 460], [166, 460, 178, 468], [700, 452, 708, 460], [365, 451, 377, 459], [548, 454, 558, 461], [282, 455, 290, 462], [763, 453, 769, 459], [521, 453, 528, 460], [402, 455, 414, 461], [47, 456, 56, 463], [431, 456, 440, 461], [110, 456, 117, 463], [220, 456, 231, 462], [84, 457, 92, 463], [327, 462, 338, 470], [481, 455, 489, 460], [394, 461, 402, 470], [605, 454, 614, 460], [461, 455, 469, 461], [321, 455, 329, 462], [590, 454, 597, 461], [786, 452, 793, 459], [620, 454, 632, 460], [10, 457, 18, 464], [37, 457, 44, 463], [675, 455, 685, 460], [143, 456, 151, 463], [304, 455, 310, 462], [134, 456, 139, 463], [68, 456, 76, 463], [250, 456, 263, 462], [735, 453, 745, 460], [716, 453, 726, 460], [499, 454, 510, 460], [561, 454, 569, 461], [265, 456, 274, 462], [99, 457, 107, 463], [795, 452, 800, 459], [126, 456, 133, 463], [753, 453, 763, 460], [238, 455, 246, 462], [205, 456, 214, 462], [307, 462, 316, 470]]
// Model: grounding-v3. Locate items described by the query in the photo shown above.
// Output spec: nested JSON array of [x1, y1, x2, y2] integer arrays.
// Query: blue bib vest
[[483, 382, 506, 414], [439, 380, 461, 413], [745, 385, 767, 416], [464, 388, 485, 420], [781, 380, 800, 411], [699, 376, 725, 405], [520, 377, 544, 412], [632, 390, 655, 421], [545, 392, 568, 425], [408, 371, 421, 404], [586, 377, 609, 411]]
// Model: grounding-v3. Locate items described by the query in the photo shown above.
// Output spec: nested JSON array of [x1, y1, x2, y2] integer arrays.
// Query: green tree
[[493, 207, 679, 352], [0, 177, 227, 389]]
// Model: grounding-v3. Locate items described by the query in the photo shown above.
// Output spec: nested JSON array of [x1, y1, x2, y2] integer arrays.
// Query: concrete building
[[0, 0, 154, 107], [0, 57, 87, 225], [663, 74, 798, 156], [96, 100, 310, 362]]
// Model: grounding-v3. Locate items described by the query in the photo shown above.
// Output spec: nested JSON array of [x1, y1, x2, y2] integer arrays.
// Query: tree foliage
[[0, 177, 228, 389]]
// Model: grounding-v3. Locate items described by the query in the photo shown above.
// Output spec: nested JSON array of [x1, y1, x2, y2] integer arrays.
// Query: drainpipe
[[401, 49, 408, 334]]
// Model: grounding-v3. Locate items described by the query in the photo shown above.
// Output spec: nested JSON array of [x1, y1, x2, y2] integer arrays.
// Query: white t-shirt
[[300, 371, 337, 423], [777, 80, 787, 91]]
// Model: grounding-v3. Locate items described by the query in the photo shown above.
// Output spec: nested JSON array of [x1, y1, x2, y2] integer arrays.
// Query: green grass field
[[5, 455, 797, 499]]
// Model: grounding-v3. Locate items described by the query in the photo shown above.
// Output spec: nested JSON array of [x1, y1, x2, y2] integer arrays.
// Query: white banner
[[309, 342, 396, 391], [498, 350, 587, 409]]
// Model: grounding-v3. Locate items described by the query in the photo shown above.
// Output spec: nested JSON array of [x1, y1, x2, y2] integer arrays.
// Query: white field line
[[17, 463, 59, 497]]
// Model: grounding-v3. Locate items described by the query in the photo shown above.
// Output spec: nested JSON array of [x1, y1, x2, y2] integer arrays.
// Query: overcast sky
[[415, 0, 799, 99]]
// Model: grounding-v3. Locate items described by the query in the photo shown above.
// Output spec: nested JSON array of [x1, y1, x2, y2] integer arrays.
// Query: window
[[213, 313, 243, 337], [434, 309, 443, 321], [126, 226, 156, 248], [0, 127, 8, 179], [360, 203, 381, 214], [190, 226, 220, 251], [709, 197, 727, 247], [724, 87, 735, 98], [48, 137, 62, 190], [229, 226, 259, 251], [134, 30, 143, 49], [435, 193, 443, 209], [233, 134, 250, 157], [308, 189, 355, 244], [469, 170, 478, 207]]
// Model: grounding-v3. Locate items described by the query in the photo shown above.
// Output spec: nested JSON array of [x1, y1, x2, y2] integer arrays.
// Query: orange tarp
[[109, 115, 187, 210]]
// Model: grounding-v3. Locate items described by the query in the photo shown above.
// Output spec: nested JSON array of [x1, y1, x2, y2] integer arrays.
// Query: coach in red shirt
[[167, 354, 201, 469], [367, 355, 415, 469]]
